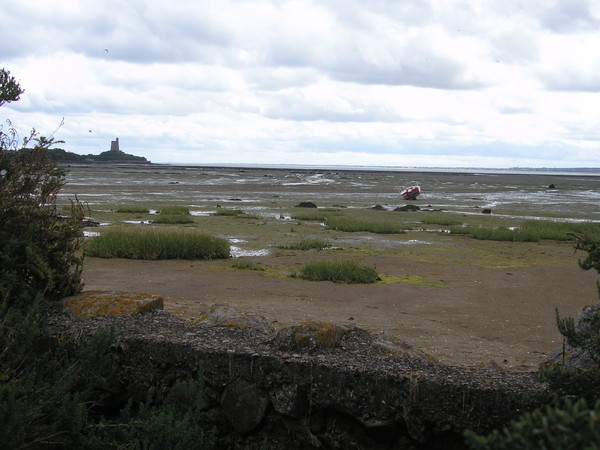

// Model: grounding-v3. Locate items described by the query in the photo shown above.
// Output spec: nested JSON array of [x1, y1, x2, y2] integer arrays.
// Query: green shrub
[[279, 238, 332, 250], [86, 228, 230, 260], [326, 216, 407, 234], [300, 260, 379, 283], [465, 399, 600, 450], [0, 138, 85, 304]]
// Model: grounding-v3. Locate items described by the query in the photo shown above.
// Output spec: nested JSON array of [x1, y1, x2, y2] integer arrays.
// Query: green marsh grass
[[232, 259, 265, 271], [449, 220, 600, 242], [292, 212, 333, 221], [299, 259, 379, 284], [114, 206, 150, 214], [213, 209, 245, 216], [159, 206, 190, 215], [420, 216, 464, 227], [279, 238, 332, 250], [86, 227, 230, 260], [325, 216, 407, 234], [153, 205, 194, 224]]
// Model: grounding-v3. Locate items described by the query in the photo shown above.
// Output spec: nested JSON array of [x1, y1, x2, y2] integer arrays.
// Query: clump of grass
[[279, 238, 332, 250], [114, 205, 150, 214], [213, 209, 245, 216], [449, 220, 600, 242], [153, 205, 194, 224], [420, 216, 463, 227], [299, 260, 379, 284], [159, 206, 190, 215], [86, 227, 230, 259], [152, 214, 195, 224], [292, 212, 331, 221], [325, 217, 406, 234], [232, 259, 265, 271]]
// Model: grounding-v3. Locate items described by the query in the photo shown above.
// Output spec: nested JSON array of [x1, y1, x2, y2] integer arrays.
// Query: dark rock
[[482, 209, 492, 214], [549, 184, 555, 189], [274, 321, 347, 352], [295, 201, 317, 208], [372, 205, 386, 211], [270, 384, 309, 419], [394, 204, 421, 212], [221, 378, 270, 434], [44, 304, 541, 449]]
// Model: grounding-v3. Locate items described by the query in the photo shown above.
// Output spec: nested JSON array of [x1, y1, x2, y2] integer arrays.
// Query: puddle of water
[[230, 246, 270, 258]]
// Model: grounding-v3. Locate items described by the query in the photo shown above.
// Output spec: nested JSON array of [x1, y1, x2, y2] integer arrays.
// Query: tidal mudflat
[[60, 164, 600, 369]]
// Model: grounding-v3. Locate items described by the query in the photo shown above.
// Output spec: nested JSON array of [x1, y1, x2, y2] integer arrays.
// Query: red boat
[[399, 183, 421, 200]]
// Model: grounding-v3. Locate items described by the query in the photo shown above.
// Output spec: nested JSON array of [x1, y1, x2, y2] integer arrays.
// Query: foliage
[[465, 398, 600, 450], [299, 259, 379, 284], [0, 68, 24, 106], [0, 66, 214, 449], [1, 74, 85, 304], [86, 227, 230, 260]]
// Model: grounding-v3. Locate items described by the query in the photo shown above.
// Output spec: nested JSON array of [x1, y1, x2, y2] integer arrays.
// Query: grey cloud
[[262, 91, 401, 122], [537, 0, 600, 33]]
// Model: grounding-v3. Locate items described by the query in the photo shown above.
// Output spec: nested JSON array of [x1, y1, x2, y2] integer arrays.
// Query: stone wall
[[46, 305, 541, 449]]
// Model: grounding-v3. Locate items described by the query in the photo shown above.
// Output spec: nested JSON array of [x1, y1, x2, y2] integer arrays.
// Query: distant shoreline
[[62, 161, 600, 177]]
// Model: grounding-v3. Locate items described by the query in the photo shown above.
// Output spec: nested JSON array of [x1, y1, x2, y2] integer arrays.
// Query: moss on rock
[[62, 290, 164, 319]]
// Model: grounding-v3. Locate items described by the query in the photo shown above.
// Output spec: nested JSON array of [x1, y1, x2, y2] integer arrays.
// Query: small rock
[[394, 205, 420, 212], [295, 201, 317, 208], [62, 290, 163, 319], [221, 378, 270, 434]]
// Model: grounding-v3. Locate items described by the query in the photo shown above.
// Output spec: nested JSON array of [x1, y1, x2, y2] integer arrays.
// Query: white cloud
[[1, 0, 600, 168]]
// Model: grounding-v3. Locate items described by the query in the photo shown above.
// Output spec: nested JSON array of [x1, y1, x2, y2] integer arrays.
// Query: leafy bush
[[86, 227, 230, 259], [299, 260, 379, 283], [1, 103, 84, 303], [0, 67, 215, 449], [465, 398, 600, 450]]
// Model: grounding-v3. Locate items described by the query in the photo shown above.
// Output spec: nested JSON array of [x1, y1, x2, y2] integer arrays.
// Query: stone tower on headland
[[110, 137, 122, 152]]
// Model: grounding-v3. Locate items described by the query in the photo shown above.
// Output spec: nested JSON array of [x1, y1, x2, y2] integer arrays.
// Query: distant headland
[[49, 138, 150, 164]]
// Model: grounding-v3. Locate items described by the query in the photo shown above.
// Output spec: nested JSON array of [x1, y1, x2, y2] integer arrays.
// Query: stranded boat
[[399, 182, 421, 200]]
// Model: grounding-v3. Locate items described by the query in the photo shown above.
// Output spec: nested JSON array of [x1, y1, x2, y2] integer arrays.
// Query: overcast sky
[[2, 0, 600, 168]]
